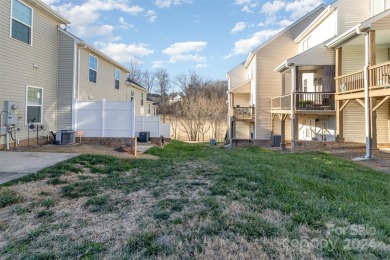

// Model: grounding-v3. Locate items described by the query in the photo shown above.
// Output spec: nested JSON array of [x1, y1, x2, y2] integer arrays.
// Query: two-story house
[[227, 5, 325, 146], [0, 0, 70, 148], [326, 0, 390, 157]]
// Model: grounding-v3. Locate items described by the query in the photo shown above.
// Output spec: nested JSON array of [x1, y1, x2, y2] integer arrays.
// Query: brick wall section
[[76, 137, 137, 155], [291, 140, 365, 152], [231, 139, 271, 148]]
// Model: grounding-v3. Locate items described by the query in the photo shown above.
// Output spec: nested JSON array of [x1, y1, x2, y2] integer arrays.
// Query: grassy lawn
[[0, 141, 389, 259]]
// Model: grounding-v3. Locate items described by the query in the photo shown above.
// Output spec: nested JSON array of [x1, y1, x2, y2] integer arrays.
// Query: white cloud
[[41, 0, 59, 5], [241, 6, 254, 13], [196, 64, 208, 68], [154, 0, 191, 8], [163, 41, 207, 63], [285, 0, 322, 19], [231, 22, 248, 34], [146, 10, 157, 23], [152, 61, 165, 68], [51, 0, 143, 38], [95, 42, 154, 64], [279, 19, 294, 27], [234, 0, 252, 5], [261, 1, 286, 15], [224, 28, 282, 58], [118, 17, 133, 29]]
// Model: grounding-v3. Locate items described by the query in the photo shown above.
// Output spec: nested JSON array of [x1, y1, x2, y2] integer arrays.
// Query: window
[[303, 79, 308, 92], [26, 86, 42, 124], [148, 104, 151, 114], [11, 0, 32, 45], [141, 92, 144, 106], [115, 68, 120, 89], [89, 55, 97, 83], [130, 89, 134, 101]]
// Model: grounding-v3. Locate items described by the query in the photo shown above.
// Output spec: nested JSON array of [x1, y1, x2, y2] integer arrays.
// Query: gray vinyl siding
[[57, 31, 75, 130], [255, 7, 324, 140], [78, 48, 130, 102], [0, 0, 61, 145]]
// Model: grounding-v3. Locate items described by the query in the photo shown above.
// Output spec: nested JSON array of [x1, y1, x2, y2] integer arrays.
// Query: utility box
[[56, 130, 76, 145], [271, 135, 281, 147], [138, 131, 150, 142], [210, 138, 216, 146], [4, 101, 18, 125]]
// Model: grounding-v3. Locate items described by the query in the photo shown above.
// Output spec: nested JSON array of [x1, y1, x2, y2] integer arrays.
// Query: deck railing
[[270, 94, 291, 110], [369, 61, 390, 90], [295, 92, 335, 110], [335, 70, 364, 93], [233, 107, 255, 120], [271, 93, 335, 111]]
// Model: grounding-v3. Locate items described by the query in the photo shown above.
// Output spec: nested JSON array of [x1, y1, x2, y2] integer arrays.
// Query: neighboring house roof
[[59, 28, 130, 73], [294, 5, 337, 43], [244, 4, 326, 68], [275, 38, 337, 72], [126, 79, 148, 92], [27, 0, 70, 24], [326, 8, 390, 48]]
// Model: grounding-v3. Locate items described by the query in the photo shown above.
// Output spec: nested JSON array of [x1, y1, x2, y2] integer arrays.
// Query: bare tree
[[127, 59, 143, 84], [141, 70, 155, 93], [154, 68, 170, 119]]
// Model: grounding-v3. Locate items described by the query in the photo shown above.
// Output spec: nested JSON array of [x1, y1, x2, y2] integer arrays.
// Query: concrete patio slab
[[0, 151, 79, 184]]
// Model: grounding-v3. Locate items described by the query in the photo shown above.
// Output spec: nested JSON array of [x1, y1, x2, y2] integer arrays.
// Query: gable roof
[[244, 4, 326, 68], [59, 28, 130, 73], [26, 0, 70, 24], [126, 79, 148, 92]]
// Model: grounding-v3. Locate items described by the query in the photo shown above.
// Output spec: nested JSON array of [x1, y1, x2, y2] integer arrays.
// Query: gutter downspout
[[356, 27, 371, 159], [288, 64, 296, 153]]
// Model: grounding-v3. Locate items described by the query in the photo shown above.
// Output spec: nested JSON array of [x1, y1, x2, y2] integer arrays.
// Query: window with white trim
[[26, 86, 42, 124], [141, 92, 144, 106], [89, 55, 97, 83], [148, 103, 151, 114], [11, 0, 32, 45], [115, 68, 120, 89], [130, 89, 134, 101]]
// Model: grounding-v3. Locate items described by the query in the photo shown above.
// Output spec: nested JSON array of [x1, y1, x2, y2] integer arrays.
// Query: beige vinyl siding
[[272, 118, 291, 141], [292, 45, 335, 66], [131, 87, 148, 116], [57, 30, 75, 130], [228, 64, 247, 89], [235, 121, 250, 139], [0, 0, 61, 145], [233, 94, 250, 107], [255, 8, 324, 140], [371, 0, 385, 16], [78, 48, 129, 102], [343, 100, 388, 143], [333, 0, 370, 34], [342, 44, 390, 74]]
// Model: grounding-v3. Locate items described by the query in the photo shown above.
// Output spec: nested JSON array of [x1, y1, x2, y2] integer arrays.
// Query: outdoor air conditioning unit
[[138, 131, 150, 142], [271, 134, 281, 147], [56, 130, 76, 145]]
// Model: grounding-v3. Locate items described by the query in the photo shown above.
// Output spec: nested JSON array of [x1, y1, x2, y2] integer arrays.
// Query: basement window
[[11, 0, 33, 45]]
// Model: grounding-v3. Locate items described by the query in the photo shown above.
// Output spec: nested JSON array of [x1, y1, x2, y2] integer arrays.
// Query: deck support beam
[[370, 97, 378, 153], [335, 48, 344, 142]]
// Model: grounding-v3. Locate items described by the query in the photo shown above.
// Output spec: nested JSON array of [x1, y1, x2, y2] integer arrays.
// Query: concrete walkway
[[0, 151, 78, 184]]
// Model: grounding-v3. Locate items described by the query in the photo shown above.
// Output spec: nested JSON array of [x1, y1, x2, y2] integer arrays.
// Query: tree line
[[128, 62, 228, 142]]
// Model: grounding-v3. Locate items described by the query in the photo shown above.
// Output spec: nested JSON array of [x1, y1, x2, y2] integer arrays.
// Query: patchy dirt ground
[[18, 143, 159, 160]]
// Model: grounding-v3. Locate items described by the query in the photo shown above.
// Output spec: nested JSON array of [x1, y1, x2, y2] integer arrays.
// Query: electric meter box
[[4, 101, 18, 125]]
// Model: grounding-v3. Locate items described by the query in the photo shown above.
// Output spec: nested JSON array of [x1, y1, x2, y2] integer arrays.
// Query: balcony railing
[[296, 92, 335, 110], [270, 94, 291, 110], [233, 107, 255, 120], [336, 61, 390, 94], [271, 92, 335, 111], [335, 70, 364, 93], [369, 61, 390, 90]]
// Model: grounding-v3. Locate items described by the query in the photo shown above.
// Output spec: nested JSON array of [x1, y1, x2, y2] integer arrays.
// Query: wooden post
[[370, 97, 378, 154], [280, 115, 286, 150], [335, 48, 344, 142]]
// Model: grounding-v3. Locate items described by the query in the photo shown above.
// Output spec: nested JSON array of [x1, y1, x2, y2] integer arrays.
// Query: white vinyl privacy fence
[[75, 100, 135, 137], [135, 116, 171, 138]]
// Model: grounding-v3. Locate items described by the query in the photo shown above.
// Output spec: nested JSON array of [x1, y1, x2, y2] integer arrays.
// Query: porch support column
[[290, 66, 297, 152], [335, 47, 344, 142], [369, 31, 378, 154], [280, 115, 286, 150]]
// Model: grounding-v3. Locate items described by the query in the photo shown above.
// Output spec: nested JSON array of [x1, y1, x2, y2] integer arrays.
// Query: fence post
[[158, 116, 161, 137], [101, 99, 105, 137]]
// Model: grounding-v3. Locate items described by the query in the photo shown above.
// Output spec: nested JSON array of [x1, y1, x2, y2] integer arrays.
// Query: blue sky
[[44, 0, 334, 81]]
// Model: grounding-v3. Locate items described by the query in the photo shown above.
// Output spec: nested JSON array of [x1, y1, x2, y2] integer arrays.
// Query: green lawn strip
[[1, 141, 389, 259]]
